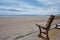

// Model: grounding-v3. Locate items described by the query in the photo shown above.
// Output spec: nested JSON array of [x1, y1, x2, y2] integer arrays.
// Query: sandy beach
[[0, 16, 60, 40]]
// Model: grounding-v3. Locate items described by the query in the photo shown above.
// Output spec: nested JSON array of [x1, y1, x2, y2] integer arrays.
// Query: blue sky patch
[[0, 0, 60, 15]]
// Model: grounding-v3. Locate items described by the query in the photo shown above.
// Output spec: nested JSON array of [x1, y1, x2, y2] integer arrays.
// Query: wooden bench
[[36, 15, 55, 40], [55, 23, 60, 29]]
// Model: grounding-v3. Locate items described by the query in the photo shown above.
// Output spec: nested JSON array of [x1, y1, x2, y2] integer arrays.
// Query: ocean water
[[0, 15, 50, 17]]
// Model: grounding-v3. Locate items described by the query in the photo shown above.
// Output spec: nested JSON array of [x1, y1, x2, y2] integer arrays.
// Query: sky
[[0, 0, 60, 15]]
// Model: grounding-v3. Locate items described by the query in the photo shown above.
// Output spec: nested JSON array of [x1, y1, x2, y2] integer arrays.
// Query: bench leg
[[38, 27, 41, 37], [55, 24, 57, 28], [36, 25, 41, 37], [46, 31, 49, 40]]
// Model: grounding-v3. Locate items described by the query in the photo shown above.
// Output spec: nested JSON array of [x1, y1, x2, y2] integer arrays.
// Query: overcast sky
[[0, 0, 60, 15]]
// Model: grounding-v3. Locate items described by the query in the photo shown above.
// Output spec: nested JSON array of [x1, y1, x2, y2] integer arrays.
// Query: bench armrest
[[36, 24, 47, 30]]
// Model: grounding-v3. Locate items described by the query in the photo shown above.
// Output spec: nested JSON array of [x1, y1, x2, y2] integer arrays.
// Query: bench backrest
[[46, 15, 55, 30]]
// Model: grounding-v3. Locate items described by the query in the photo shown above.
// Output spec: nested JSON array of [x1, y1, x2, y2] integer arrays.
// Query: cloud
[[0, 0, 60, 15], [17, 0, 45, 8], [0, 8, 24, 12]]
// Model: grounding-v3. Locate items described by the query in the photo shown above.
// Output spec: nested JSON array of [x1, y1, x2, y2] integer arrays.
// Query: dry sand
[[0, 16, 60, 40]]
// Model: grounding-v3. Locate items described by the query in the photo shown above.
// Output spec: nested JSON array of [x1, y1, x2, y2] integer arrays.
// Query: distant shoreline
[[0, 15, 49, 17], [0, 15, 60, 17]]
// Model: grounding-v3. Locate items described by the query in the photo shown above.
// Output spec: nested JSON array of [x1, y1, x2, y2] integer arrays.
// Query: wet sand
[[0, 16, 60, 40]]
